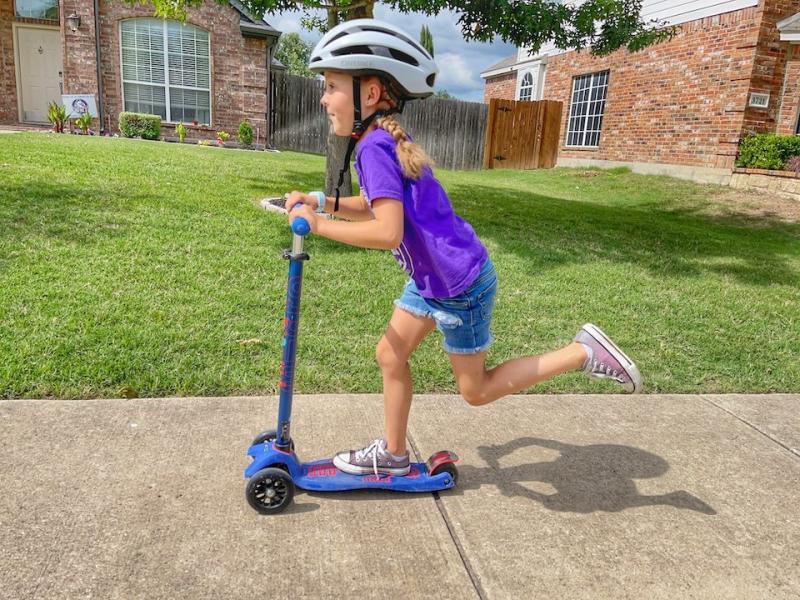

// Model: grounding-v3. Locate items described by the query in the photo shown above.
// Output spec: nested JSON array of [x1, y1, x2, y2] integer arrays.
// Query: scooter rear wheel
[[430, 463, 458, 487], [246, 467, 295, 514]]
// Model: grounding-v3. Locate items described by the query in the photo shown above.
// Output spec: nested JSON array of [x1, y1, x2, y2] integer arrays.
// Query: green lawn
[[1, 133, 798, 398]]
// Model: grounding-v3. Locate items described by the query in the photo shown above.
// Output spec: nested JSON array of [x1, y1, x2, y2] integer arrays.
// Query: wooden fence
[[483, 98, 563, 170], [271, 73, 488, 170]]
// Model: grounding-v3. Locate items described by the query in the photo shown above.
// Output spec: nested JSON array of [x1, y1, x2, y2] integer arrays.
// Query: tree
[[420, 24, 434, 57], [135, 0, 672, 195], [275, 32, 316, 78], [434, 89, 453, 99]]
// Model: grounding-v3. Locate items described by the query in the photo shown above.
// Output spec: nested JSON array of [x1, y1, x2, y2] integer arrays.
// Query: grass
[[1, 133, 798, 398]]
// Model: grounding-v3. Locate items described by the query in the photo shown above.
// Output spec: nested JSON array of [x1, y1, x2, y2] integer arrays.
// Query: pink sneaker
[[574, 323, 643, 393]]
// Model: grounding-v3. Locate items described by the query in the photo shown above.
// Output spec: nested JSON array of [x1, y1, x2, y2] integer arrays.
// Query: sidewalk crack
[[407, 431, 487, 600], [702, 396, 799, 459]]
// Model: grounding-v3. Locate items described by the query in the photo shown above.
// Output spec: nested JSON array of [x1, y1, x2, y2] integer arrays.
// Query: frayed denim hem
[[443, 335, 495, 355], [393, 299, 432, 320]]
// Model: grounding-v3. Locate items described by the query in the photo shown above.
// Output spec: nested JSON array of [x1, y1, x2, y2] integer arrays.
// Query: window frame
[[565, 70, 610, 149], [517, 71, 535, 102], [15, 0, 60, 20], [118, 18, 213, 126]]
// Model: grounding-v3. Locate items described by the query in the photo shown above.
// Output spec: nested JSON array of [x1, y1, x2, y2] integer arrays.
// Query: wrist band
[[309, 191, 326, 213]]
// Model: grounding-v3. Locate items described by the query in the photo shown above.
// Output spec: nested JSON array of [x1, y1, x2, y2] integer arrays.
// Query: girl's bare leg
[[375, 307, 436, 455], [448, 343, 588, 407]]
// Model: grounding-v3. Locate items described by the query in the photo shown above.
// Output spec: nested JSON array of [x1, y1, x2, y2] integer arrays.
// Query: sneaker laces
[[587, 359, 624, 384], [355, 439, 384, 476]]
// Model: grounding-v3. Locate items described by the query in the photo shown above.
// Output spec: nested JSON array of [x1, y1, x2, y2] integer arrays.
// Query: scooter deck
[[296, 458, 455, 492], [246, 442, 457, 493]]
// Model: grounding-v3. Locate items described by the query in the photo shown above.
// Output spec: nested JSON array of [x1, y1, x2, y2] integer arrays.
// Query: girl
[[286, 19, 642, 477]]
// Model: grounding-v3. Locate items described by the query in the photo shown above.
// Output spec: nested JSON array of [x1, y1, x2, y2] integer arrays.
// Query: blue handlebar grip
[[291, 217, 311, 236]]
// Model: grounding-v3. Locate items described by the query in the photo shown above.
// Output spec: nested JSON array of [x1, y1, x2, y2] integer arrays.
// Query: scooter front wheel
[[246, 467, 295, 514], [251, 429, 295, 450]]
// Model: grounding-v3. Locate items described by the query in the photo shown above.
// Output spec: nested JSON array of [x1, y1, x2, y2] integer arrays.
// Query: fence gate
[[483, 98, 563, 170]]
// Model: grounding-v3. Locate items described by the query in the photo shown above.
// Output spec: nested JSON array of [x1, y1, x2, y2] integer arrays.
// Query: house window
[[518, 72, 534, 101], [120, 18, 211, 125], [566, 71, 609, 147], [15, 0, 59, 20]]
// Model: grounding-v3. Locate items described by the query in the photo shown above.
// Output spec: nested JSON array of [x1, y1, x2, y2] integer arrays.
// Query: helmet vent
[[388, 48, 419, 67], [426, 73, 436, 87], [331, 45, 374, 57]]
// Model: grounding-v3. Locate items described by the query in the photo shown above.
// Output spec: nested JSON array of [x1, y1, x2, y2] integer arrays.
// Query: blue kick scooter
[[245, 211, 459, 514]]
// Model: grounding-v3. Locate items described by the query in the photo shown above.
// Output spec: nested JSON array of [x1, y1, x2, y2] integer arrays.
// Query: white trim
[[12, 22, 62, 124], [780, 33, 800, 42], [480, 65, 516, 80], [118, 18, 213, 126]]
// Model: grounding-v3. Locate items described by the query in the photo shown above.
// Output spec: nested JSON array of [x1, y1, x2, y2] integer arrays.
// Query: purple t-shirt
[[354, 128, 488, 299]]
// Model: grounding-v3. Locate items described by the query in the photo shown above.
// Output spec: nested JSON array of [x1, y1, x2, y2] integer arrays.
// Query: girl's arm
[[322, 194, 374, 222], [317, 198, 403, 250]]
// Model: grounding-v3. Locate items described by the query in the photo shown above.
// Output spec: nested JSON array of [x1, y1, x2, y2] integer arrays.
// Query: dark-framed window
[[566, 70, 609, 147], [15, 0, 59, 20]]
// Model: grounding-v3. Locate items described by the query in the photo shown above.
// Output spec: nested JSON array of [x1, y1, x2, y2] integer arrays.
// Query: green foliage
[[238, 121, 254, 146], [197, 139, 212, 146], [216, 131, 230, 145], [47, 101, 68, 133], [434, 89, 453, 99], [736, 134, 800, 170], [420, 24, 434, 56], [74, 112, 93, 134], [134, 0, 669, 57], [175, 122, 187, 143], [119, 112, 162, 140], [274, 32, 316, 78]]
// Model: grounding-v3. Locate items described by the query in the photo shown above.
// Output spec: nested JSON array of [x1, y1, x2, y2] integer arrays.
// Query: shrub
[[736, 133, 800, 170], [47, 101, 68, 133], [216, 131, 230, 145], [119, 112, 161, 140], [198, 139, 212, 146], [74, 112, 93, 135], [175, 122, 187, 143], [237, 121, 253, 146]]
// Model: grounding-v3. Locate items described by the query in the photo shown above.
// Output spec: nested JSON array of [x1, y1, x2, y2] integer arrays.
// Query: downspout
[[266, 41, 272, 149], [93, 0, 105, 133]]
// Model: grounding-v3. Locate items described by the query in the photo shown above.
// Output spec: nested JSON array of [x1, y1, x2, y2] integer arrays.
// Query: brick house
[[481, 0, 800, 184], [1, 0, 282, 140]]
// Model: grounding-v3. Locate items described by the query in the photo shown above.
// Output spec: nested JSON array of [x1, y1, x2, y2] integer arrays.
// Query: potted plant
[[47, 101, 68, 133]]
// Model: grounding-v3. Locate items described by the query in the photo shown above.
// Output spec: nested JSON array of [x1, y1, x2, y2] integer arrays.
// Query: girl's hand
[[284, 190, 318, 213], [288, 203, 320, 234]]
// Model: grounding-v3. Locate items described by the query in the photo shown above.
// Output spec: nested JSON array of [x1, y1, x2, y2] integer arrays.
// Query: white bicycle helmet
[[309, 19, 438, 100]]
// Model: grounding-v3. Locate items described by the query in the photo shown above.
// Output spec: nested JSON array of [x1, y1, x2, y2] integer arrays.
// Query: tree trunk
[[325, 132, 353, 197]]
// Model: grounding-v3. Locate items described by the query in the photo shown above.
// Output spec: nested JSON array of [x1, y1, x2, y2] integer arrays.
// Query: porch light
[[65, 13, 81, 32]]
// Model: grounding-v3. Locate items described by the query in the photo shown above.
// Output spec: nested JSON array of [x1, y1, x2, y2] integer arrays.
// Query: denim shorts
[[393, 258, 497, 354]]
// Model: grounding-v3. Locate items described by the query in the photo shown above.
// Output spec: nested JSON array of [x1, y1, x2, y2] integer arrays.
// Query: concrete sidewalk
[[1, 394, 798, 599]]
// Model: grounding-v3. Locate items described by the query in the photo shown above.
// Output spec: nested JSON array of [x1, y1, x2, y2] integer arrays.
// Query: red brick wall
[[542, 7, 766, 170], [96, 2, 270, 138], [60, 0, 99, 98], [484, 72, 516, 103], [0, 0, 17, 122]]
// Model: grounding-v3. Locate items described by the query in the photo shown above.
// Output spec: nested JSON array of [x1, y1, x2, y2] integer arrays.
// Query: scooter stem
[[275, 215, 310, 450]]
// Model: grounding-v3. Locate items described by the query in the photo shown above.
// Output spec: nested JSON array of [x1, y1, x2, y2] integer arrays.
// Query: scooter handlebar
[[289, 203, 311, 237]]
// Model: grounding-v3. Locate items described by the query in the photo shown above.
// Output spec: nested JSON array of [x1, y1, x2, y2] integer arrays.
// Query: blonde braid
[[374, 114, 433, 180]]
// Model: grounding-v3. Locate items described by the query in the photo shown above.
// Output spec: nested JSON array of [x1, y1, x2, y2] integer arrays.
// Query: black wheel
[[251, 429, 294, 450], [431, 463, 458, 487], [246, 467, 295, 514]]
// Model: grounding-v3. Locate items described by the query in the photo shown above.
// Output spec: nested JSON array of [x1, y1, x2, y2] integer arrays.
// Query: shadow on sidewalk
[[454, 436, 716, 515]]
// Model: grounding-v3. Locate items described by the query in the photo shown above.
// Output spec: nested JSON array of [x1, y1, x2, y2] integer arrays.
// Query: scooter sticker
[[307, 463, 338, 478]]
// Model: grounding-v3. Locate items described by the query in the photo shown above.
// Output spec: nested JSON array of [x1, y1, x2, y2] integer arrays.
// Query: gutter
[[93, 0, 105, 133]]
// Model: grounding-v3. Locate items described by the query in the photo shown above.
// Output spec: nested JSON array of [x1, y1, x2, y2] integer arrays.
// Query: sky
[[267, 7, 518, 102]]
